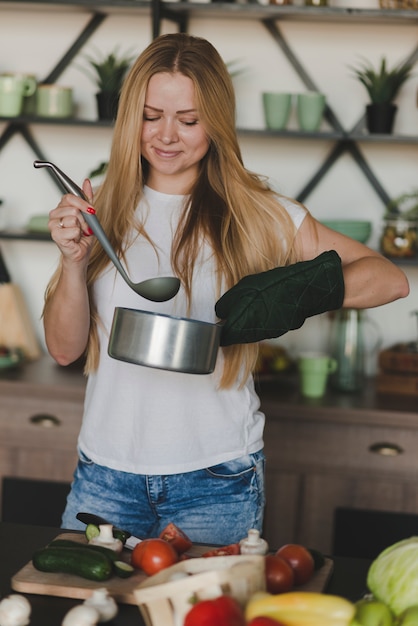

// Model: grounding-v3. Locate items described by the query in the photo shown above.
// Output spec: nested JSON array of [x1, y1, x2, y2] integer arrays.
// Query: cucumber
[[50, 538, 119, 562], [113, 560, 134, 578], [85, 523, 100, 542], [33, 546, 113, 581]]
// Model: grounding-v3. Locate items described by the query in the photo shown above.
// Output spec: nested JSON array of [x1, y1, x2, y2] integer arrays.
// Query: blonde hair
[[44, 33, 300, 387]]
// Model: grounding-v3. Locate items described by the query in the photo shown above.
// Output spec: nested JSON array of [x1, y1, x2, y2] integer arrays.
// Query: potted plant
[[350, 56, 414, 134], [381, 189, 418, 258], [79, 46, 135, 121]]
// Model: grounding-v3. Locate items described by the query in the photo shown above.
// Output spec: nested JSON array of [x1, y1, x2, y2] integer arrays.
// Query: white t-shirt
[[78, 187, 306, 474]]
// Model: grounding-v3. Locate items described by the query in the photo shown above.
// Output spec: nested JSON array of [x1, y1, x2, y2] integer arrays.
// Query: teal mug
[[0, 74, 37, 117]]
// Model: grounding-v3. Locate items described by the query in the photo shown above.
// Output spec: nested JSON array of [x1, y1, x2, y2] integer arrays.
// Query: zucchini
[[50, 538, 118, 562], [32, 546, 113, 581]]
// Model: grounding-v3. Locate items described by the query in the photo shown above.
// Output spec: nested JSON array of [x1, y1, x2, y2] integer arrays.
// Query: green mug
[[298, 352, 337, 398], [0, 73, 37, 117], [297, 91, 326, 132], [262, 92, 292, 130], [36, 85, 73, 118]]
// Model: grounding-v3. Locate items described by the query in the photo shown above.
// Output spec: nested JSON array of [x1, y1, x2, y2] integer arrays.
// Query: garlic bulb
[[62, 605, 99, 626], [84, 589, 118, 623], [0, 595, 31, 626], [88, 524, 123, 553]]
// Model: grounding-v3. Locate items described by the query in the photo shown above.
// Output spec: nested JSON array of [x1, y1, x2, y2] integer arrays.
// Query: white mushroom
[[0, 594, 31, 626], [62, 604, 99, 626], [88, 525, 123, 554], [84, 589, 118, 622]]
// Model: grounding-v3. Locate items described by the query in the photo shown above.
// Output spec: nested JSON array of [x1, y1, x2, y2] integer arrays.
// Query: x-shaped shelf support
[[0, 11, 107, 192]]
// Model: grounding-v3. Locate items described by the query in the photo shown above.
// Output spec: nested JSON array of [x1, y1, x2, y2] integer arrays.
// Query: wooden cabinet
[[2, 358, 418, 555], [260, 376, 418, 553], [0, 357, 85, 513]]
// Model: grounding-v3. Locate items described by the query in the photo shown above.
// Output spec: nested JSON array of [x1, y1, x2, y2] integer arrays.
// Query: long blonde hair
[[45, 33, 300, 387]]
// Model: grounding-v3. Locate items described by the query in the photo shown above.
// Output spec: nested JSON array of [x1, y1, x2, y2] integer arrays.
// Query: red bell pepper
[[184, 595, 245, 626]]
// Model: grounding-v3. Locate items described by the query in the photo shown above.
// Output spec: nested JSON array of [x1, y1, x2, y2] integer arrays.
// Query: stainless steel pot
[[108, 307, 222, 374]]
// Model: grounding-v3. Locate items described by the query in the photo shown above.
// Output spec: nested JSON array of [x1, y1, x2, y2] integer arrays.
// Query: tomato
[[159, 522, 192, 555], [184, 595, 245, 626], [275, 543, 315, 586], [201, 543, 240, 557], [131, 538, 178, 575], [248, 618, 287, 626], [264, 554, 295, 594]]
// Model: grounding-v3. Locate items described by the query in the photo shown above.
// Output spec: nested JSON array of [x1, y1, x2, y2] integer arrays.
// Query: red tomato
[[275, 543, 315, 586], [264, 554, 295, 594], [248, 618, 287, 626], [131, 538, 178, 575], [201, 543, 240, 557], [159, 522, 192, 555], [184, 595, 245, 626]]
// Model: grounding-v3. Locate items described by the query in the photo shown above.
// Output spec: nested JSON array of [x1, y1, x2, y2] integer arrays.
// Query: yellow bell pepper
[[245, 591, 356, 626]]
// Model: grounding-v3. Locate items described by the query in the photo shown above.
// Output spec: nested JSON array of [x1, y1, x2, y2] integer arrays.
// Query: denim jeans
[[62, 449, 265, 545]]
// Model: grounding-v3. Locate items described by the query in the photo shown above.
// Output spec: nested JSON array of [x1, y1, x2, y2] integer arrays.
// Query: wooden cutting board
[[0, 248, 41, 361], [11, 533, 333, 605]]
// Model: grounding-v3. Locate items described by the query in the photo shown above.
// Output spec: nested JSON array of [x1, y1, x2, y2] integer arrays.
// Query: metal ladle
[[34, 160, 181, 302]]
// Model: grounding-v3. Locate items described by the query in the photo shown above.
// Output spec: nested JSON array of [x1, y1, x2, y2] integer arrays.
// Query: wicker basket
[[134, 555, 265, 626], [380, 0, 418, 8]]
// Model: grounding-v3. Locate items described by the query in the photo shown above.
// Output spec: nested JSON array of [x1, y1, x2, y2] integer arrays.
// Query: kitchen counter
[[257, 373, 418, 428], [0, 522, 370, 626], [1, 356, 417, 553], [2, 355, 416, 419]]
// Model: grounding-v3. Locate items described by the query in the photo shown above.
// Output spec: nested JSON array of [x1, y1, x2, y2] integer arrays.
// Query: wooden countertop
[[0, 354, 86, 402], [257, 374, 418, 429], [1, 355, 416, 425]]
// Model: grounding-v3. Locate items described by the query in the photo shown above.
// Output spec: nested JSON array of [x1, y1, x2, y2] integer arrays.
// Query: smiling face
[[141, 72, 210, 194]]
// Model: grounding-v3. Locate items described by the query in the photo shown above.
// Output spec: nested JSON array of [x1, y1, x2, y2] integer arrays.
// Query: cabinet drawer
[[264, 419, 418, 477], [0, 394, 82, 451]]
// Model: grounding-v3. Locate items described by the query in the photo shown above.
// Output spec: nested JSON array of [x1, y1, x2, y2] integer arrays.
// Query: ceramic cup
[[297, 91, 326, 132], [0, 74, 37, 117], [298, 352, 337, 398], [262, 92, 292, 130], [36, 85, 73, 118]]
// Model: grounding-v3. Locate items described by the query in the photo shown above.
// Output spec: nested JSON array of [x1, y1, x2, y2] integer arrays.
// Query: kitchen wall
[[0, 3, 417, 371]]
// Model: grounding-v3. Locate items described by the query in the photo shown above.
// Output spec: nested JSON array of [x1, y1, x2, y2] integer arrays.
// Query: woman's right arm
[[43, 180, 96, 366]]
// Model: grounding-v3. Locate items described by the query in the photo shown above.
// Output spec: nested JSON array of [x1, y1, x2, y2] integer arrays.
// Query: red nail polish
[[88, 227, 94, 235], [87, 207, 96, 214]]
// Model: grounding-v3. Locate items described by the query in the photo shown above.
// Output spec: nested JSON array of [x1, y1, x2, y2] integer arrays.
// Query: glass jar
[[305, 0, 328, 5], [380, 217, 418, 259]]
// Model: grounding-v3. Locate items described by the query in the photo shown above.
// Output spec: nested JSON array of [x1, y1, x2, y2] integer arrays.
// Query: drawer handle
[[369, 442, 403, 456], [30, 414, 61, 428]]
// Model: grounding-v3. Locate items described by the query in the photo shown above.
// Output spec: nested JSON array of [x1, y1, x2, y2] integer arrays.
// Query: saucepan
[[33, 160, 222, 374], [108, 307, 223, 374]]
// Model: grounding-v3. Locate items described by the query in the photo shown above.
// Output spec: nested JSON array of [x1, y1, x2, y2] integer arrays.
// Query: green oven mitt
[[215, 250, 345, 346]]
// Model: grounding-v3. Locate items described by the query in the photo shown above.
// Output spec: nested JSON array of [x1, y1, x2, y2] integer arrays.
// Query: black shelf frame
[[0, 1, 418, 254]]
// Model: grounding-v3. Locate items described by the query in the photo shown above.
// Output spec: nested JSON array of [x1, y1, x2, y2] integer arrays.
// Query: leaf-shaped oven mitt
[[215, 250, 345, 346]]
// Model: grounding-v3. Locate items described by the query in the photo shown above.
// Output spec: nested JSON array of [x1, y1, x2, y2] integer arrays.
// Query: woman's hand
[[43, 178, 95, 365], [48, 178, 95, 264]]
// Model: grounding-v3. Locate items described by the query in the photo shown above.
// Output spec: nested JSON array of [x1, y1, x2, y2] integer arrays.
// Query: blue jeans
[[62, 449, 265, 545]]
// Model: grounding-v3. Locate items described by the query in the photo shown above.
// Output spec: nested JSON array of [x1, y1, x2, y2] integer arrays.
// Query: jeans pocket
[[206, 450, 265, 480]]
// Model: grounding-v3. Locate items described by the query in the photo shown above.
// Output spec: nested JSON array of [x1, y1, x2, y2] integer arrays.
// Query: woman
[[43, 33, 409, 544]]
